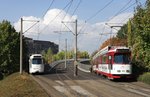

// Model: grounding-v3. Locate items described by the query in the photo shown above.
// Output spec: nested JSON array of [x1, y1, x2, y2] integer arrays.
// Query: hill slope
[[0, 72, 49, 97]]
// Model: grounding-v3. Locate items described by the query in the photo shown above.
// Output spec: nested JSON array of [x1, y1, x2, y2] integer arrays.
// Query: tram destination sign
[[117, 49, 130, 53]]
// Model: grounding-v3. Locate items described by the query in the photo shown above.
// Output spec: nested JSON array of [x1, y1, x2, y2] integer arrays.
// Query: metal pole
[[19, 19, 39, 75], [58, 33, 61, 52], [75, 19, 77, 62], [61, 20, 78, 76], [74, 19, 78, 76], [110, 27, 112, 46], [65, 39, 67, 69], [20, 18, 23, 74]]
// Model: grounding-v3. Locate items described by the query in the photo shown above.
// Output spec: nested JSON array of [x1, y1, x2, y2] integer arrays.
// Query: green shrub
[[138, 72, 150, 85]]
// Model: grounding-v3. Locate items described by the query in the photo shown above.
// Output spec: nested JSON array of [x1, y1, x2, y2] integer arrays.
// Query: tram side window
[[102, 55, 107, 64], [98, 56, 101, 64], [96, 57, 99, 65], [32, 58, 42, 64]]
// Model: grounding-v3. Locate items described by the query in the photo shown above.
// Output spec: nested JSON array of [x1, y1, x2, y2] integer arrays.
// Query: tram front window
[[32, 58, 42, 64], [114, 54, 130, 64]]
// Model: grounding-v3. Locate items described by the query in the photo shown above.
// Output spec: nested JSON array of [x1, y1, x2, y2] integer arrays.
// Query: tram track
[[35, 62, 95, 97], [54, 62, 98, 97], [69, 64, 130, 96], [31, 74, 66, 97], [31, 61, 150, 97], [55, 65, 83, 97], [67, 63, 150, 97]]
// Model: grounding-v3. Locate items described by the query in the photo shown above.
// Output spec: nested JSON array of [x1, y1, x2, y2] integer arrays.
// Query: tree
[[67, 50, 74, 59], [52, 54, 59, 61], [116, 24, 128, 39], [42, 48, 53, 64], [99, 37, 127, 50], [57, 51, 65, 60], [0, 20, 20, 76], [78, 51, 89, 59], [93, 0, 150, 71], [127, 19, 132, 47], [132, 2, 150, 70]]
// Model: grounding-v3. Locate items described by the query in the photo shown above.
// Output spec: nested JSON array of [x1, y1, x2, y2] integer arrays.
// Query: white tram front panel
[[29, 54, 44, 74], [111, 64, 131, 75], [97, 64, 131, 74]]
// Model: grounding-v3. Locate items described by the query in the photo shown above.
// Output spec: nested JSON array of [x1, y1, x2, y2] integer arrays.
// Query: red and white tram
[[92, 46, 132, 79]]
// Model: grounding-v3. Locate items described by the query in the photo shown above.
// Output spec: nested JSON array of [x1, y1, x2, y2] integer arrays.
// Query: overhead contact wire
[[78, 0, 114, 34], [38, 0, 55, 39], [39, 0, 73, 35], [86, 0, 114, 22]]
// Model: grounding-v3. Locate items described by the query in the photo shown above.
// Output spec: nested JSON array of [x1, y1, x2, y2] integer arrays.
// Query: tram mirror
[[109, 56, 112, 60]]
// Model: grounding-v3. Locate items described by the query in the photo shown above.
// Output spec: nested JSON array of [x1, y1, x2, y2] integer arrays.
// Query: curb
[[78, 66, 90, 73]]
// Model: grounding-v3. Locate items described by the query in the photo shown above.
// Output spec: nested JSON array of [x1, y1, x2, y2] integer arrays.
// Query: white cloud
[[108, 12, 133, 24], [14, 9, 133, 54]]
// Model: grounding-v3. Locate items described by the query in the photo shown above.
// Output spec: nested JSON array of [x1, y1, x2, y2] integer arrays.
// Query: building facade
[[25, 37, 59, 56]]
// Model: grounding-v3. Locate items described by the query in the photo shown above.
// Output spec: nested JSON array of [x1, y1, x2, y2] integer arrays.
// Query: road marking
[[53, 85, 96, 97], [53, 86, 67, 93], [140, 88, 150, 92], [55, 80, 65, 86], [70, 85, 96, 97], [126, 88, 150, 97], [53, 86, 76, 97]]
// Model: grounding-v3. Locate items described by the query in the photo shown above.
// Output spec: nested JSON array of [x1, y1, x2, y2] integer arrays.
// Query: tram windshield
[[32, 58, 42, 64], [114, 53, 130, 64]]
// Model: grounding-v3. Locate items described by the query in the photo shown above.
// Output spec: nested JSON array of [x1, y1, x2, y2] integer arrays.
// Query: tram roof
[[93, 46, 130, 60], [30, 54, 42, 59]]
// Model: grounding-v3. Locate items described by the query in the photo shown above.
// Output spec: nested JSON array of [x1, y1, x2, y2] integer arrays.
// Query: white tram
[[92, 46, 132, 79], [29, 54, 44, 74]]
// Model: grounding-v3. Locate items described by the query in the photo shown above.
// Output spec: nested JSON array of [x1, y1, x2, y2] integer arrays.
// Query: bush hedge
[[138, 72, 150, 85]]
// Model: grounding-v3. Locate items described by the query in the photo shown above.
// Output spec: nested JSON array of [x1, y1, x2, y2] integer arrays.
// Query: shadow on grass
[[0, 72, 4, 80]]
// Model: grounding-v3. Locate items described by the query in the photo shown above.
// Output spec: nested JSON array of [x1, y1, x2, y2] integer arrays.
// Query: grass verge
[[0, 72, 49, 97], [138, 72, 150, 85]]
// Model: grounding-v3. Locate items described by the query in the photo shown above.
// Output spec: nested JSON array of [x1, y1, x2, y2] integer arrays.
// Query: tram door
[[108, 56, 112, 74]]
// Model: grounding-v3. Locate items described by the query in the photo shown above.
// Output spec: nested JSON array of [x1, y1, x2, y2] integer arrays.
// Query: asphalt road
[[32, 61, 150, 97]]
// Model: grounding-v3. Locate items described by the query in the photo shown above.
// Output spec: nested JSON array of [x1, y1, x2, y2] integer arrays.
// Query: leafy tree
[[99, 37, 127, 50], [42, 48, 53, 64], [0, 20, 20, 76], [116, 24, 128, 39], [78, 51, 89, 59], [132, 2, 150, 71], [67, 51, 74, 59], [93, 0, 150, 72], [46, 50, 89, 63], [57, 51, 65, 60], [127, 19, 133, 47], [52, 54, 59, 61]]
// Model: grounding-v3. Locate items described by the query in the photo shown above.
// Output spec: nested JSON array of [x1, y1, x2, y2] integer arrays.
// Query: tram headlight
[[126, 70, 130, 72], [117, 70, 121, 72]]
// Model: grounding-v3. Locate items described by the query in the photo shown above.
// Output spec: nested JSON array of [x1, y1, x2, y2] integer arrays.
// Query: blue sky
[[0, 0, 146, 23], [0, 0, 147, 54]]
